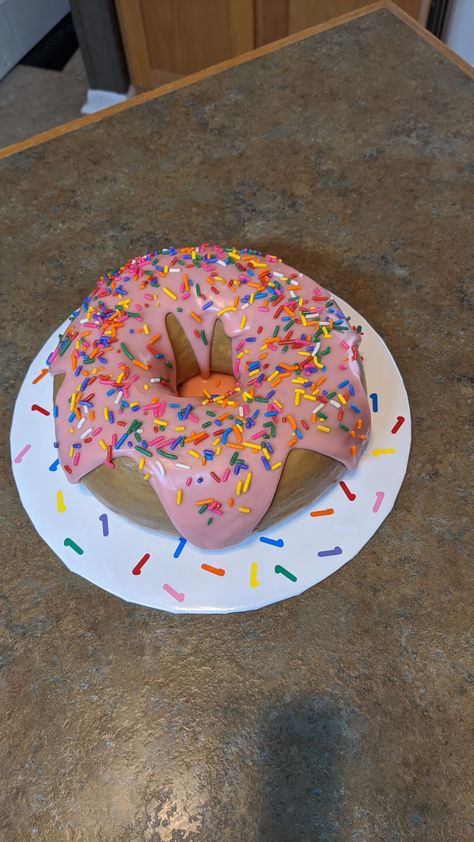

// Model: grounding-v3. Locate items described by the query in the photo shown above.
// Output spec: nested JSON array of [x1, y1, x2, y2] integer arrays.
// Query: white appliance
[[0, 0, 70, 79]]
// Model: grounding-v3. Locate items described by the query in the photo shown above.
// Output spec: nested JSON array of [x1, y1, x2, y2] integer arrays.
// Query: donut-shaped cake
[[49, 245, 371, 548]]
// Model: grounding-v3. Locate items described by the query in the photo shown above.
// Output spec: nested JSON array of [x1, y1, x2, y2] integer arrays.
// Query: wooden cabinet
[[116, 0, 429, 89]]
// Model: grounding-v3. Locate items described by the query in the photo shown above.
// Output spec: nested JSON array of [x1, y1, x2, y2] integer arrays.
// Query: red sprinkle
[[31, 403, 50, 416]]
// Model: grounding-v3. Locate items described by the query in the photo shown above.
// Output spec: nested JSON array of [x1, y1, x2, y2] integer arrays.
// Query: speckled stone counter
[[1, 8, 472, 841]]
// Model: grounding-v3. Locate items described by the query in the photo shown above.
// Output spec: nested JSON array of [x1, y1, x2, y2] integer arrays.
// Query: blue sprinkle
[[260, 536, 284, 548], [295, 429, 303, 439], [350, 403, 361, 414], [49, 458, 60, 472], [53, 405, 58, 418], [261, 456, 271, 471], [173, 537, 187, 558]]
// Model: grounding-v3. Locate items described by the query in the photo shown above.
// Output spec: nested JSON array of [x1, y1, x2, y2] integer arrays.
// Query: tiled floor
[[0, 50, 88, 150]]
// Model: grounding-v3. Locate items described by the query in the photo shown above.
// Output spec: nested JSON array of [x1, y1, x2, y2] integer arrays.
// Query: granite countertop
[[1, 7, 472, 840]]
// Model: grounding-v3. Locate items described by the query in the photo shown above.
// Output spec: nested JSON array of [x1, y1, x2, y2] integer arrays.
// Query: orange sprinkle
[[310, 508, 334, 517], [132, 359, 150, 370]]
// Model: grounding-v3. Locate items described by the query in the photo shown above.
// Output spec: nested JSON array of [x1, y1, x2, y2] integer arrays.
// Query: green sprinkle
[[59, 337, 72, 356], [121, 342, 134, 361], [199, 504, 208, 514], [274, 564, 297, 583], [195, 284, 201, 296], [283, 319, 294, 331], [200, 330, 208, 345], [202, 421, 212, 428], [327, 391, 337, 399], [206, 410, 216, 417], [272, 325, 280, 337], [230, 451, 239, 465], [156, 448, 177, 459], [207, 517, 213, 525], [339, 423, 350, 432], [135, 445, 152, 456]]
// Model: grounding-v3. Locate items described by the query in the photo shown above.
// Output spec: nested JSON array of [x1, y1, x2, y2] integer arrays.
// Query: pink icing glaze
[[49, 245, 370, 548]]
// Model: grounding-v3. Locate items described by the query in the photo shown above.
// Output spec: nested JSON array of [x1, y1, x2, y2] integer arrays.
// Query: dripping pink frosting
[[49, 245, 371, 548]]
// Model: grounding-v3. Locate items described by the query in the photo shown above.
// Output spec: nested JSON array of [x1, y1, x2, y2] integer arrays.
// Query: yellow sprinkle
[[238, 507, 251, 513], [143, 324, 150, 334], [240, 315, 247, 330], [162, 286, 177, 300], [103, 406, 109, 420], [236, 480, 243, 496], [249, 561, 258, 588], [322, 327, 331, 338], [338, 393, 347, 405], [313, 357, 324, 368], [271, 461, 282, 470], [138, 456, 145, 470], [175, 426, 185, 431], [317, 425, 330, 433], [176, 489, 182, 505], [217, 305, 237, 316], [242, 442, 261, 450], [267, 371, 279, 382], [56, 490, 66, 513], [188, 450, 200, 459], [164, 264, 169, 274], [70, 393, 77, 411], [243, 472, 252, 493], [372, 448, 396, 457], [143, 472, 151, 480], [303, 394, 317, 401], [68, 446, 74, 458], [117, 371, 125, 383], [99, 439, 107, 450], [262, 447, 271, 460]]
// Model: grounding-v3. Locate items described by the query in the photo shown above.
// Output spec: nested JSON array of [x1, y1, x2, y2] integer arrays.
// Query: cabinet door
[[116, 0, 254, 89], [255, 1, 427, 47]]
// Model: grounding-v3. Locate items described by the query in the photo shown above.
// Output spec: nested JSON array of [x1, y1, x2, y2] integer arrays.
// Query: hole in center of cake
[[178, 371, 237, 398]]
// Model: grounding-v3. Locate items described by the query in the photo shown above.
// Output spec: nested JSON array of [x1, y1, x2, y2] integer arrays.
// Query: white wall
[[0, 0, 69, 79], [444, 0, 474, 66]]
